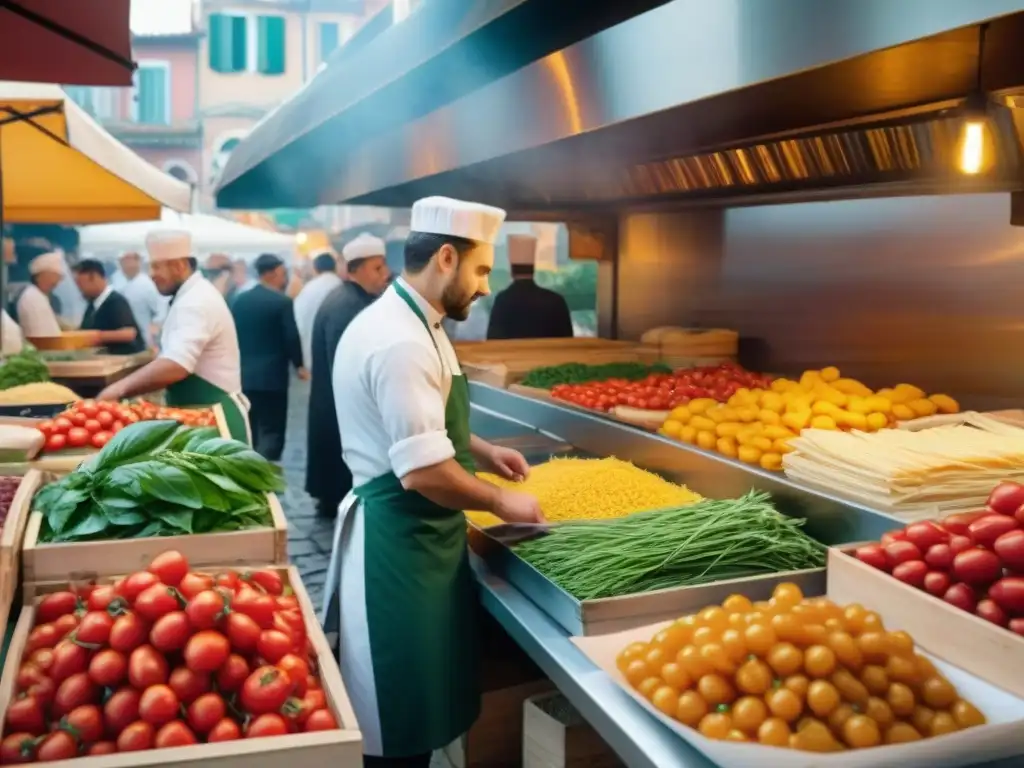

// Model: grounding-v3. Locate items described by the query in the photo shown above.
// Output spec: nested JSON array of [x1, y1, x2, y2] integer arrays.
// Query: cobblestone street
[[277, 376, 333, 610]]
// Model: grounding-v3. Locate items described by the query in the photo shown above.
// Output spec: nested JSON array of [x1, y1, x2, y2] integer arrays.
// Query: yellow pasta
[[466, 456, 701, 526]]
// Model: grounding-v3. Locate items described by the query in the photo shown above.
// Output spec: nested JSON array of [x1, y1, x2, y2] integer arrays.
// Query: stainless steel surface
[[484, 536, 827, 636], [306, 0, 1024, 210], [474, 556, 1024, 768], [470, 382, 901, 544]]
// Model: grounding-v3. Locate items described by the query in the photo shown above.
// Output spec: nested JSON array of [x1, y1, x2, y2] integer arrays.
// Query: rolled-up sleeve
[[159, 308, 211, 374], [370, 339, 454, 479]]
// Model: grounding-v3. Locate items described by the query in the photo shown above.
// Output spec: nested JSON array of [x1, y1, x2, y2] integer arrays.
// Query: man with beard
[[97, 230, 249, 443], [322, 197, 545, 767], [305, 234, 390, 517]]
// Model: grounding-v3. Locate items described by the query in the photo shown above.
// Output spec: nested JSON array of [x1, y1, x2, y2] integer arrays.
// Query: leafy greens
[[35, 420, 285, 543]]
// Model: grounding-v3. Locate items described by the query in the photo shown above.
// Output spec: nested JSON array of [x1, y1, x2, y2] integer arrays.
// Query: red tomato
[[120, 571, 161, 601], [168, 667, 211, 705], [0, 733, 36, 764], [86, 741, 118, 755], [83, 418, 102, 434], [184, 630, 231, 672], [103, 688, 140, 736], [216, 654, 250, 693], [883, 540, 922, 569], [995, 529, 1024, 570], [64, 704, 104, 743], [88, 649, 127, 687], [923, 570, 951, 597], [150, 611, 192, 653], [15, 662, 46, 690], [90, 431, 112, 449], [36, 419, 54, 438], [37, 592, 79, 624], [35, 731, 78, 761], [116, 721, 155, 752], [968, 514, 1019, 549], [277, 654, 310, 696], [139, 684, 179, 725], [4, 696, 45, 735], [95, 410, 114, 428], [244, 569, 283, 596], [27, 649, 54, 673], [49, 641, 89, 684], [52, 417, 73, 433], [948, 534, 974, 555], [52, 613, 79, 638], [939, 511, 986, 536], [276, 596, 299, 612], [135, 584, 183, 622], [903, 521, 949, 551], [129, 645, 170, 689], [187, 692, 226, 734], [943, 582, 978, 613], [240, 666, 295, 714], [924, 543, 953, 571], [987, 481, 1024, 516], [891, 560, 928, 589], [66, 426, 90, 448], [155, 720, 198, 748], [109, 612, 149, 652], [853, 544, 887, 571], [86, 585, 119, 612], [952, 548, 1002, 586], [257, 630, 293, 664], [976, 598, 1009, 626], [76, 610, 114, 645], [304, 709, 337, 731], [297, 689, 327, 726], [207, 718, 242, 742], [77, 401, 99, 418], [23, 678, 55, 707], [25, 623, 61, 653], [232, 590, 277, 629], [185, 590, 226, 630], [53, 672, 98, 717], [880, 530, 907, 547], [246, 713, 289, 738], [988, 577, 1024, 615], [225, 611, 261, 653], [179, 573, 214, 600], [149, 550, 189, 587], [215, 571, 240, 591]]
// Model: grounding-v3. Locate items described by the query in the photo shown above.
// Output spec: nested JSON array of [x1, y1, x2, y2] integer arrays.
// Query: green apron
[[350, 281, 479, 757], [165, 373, 252, 445]]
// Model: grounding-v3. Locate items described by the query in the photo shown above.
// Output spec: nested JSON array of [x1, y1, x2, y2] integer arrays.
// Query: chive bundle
[[513, 490, 826, 600]]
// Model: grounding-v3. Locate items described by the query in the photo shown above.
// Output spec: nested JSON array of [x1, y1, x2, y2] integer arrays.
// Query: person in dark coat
[[305, 233, 391, 517], [231, 254, 307, 461], [72, 259, 145, 355], [486, 234, 574, 340]]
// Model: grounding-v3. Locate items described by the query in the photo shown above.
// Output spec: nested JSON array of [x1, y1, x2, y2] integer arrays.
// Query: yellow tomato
[[806, 680, 840, 717], [842, 714, 881, 748], [690, 416, 716, 432], [696, 430, 717, 451], [810, 414, 837, 430], [759, 452, 783, 471], [930, 393, 959, 413], [732, 696, 769, 734], [766, 688, 803, 723], [951, 699, 986, 728], [661, 419, 683, 438], [921, 676, 957, 709], [698, 712, 732, 740], [757, 717, 791, 747], [675, 690, 708, 727], [670, 405, 692, 422], [678, 425, 698, 443], [866, 412, 889, 431], [908, 397, 938, 417], [697, 673, 736, 706], [715, 421, 742, 438]]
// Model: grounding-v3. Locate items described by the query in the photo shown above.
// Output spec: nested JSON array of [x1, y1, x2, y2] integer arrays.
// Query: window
[[208, 12, 285, 75], [318, 21, 339, 63], [163, 160, 197, 184], [132, 61, 170, 124], [63, 86, 117, 120]]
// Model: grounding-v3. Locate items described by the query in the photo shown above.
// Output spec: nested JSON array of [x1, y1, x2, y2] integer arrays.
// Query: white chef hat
[[410, 196, 506, 245], [507, 234, 538, 267], [342, 233, 386, 262], [29, 250, 66, 276], [146, 229, 192, 263]]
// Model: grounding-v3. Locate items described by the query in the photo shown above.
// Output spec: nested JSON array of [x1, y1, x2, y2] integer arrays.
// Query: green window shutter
[[318, 22, 339, 63], [209, 13, 247, 72], [137, 67, 168, 124], [257, 16, 286, 75], [230, 15, 248, 71]]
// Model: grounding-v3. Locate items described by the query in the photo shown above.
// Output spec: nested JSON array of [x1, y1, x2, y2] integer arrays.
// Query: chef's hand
[[97, 383, 124, 402], [484, 445, 530, 482], [495, 489, 546, 525]]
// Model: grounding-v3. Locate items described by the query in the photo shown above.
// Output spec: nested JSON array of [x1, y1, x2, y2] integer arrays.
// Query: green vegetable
[[520, 361, 671, 389], [0, 347, 50, 390], [514, 491, 825, 600], [34, 420, 285, 543]]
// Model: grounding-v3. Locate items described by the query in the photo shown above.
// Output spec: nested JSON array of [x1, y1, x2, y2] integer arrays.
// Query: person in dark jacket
[[231, 254, 307, 461], [305, 234, 391, 517], [486, 234, 573, 340], [72, 259, 145, 354]]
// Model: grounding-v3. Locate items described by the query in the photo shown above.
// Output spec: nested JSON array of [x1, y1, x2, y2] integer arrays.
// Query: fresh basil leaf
[[106, 464, 149, 496], [107, 510, 146, 526], [192, 437, 250, 457], [93, 420, 181, 471], [203, 472, 245, 494], [62, 512, 111, 540], [42, 488, 88, 535], [189, 474, 231, 512], [168, 426, 212, 451], [138, 464, 202, 510], [136, 521, 164, 538], [153, 508, 193, 533]]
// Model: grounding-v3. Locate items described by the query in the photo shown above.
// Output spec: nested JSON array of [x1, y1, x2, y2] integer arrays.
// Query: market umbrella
[[0, 0, 134, 86]]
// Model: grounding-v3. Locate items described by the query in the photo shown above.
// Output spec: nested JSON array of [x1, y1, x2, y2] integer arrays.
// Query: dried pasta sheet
[[465, 456, 701, 527]]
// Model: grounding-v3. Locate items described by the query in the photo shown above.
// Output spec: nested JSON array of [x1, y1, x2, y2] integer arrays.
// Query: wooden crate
[[21, 492, 288, 596], [0, 469, 44, 612], [0, 564, 363, 767], [523, 692, 621, 768], [827, 547, 1024, 699], [457, 340, 652, 388]]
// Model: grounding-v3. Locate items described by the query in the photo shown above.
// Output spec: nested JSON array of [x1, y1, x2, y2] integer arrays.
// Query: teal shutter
[[209, 13, 248, 73], [257, 16, 286, 75], [319, 22, 339, 62], [137, 67, 168, 124]]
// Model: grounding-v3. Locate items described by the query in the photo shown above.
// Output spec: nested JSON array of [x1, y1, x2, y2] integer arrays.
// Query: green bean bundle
[[514, 491, 825, 600], [520, 361, 671, 389]]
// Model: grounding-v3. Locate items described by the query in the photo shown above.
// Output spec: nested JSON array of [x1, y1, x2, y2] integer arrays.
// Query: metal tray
[[480, 533, 826, 636]]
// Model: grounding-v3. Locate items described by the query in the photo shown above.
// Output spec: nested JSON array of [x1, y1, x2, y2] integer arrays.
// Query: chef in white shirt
[[14, 251, 66, 338], [292, 250, 341, 369], [322, 196, 544, 766], [112, 251, 168, 347], [97, 230, 250, 443], [1, 310, 24, 354]]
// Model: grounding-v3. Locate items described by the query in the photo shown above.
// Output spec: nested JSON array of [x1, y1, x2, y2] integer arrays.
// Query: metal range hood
[[232, 0, 1024, 215], [214, 0, 676, 210]]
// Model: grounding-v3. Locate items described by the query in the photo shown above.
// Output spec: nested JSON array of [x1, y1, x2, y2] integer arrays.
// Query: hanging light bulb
[[958, 117, 986, 175]]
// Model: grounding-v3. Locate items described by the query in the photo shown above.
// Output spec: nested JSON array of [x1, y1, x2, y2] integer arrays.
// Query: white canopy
[[78, 208, 297, 263]]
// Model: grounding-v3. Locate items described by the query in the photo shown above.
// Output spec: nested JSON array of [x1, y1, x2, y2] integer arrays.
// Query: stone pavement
[[277, 376, 334, 609]]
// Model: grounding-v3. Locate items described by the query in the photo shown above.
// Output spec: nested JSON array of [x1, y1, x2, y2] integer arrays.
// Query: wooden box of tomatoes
[[19, 493, 289, 599], [0, 559, 363, 765], [0, 470, 45, 617], [827, 546, 1024, 699]]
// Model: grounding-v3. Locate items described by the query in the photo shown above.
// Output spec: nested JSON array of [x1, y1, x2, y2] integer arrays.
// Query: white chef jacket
[[333, 278, 460, 485], [293, 271, 342, 369], [160, 272, 242, 393], [16, 284, 61, 338], [116, 272, 168, 346], [1, 310, 24, 354]]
